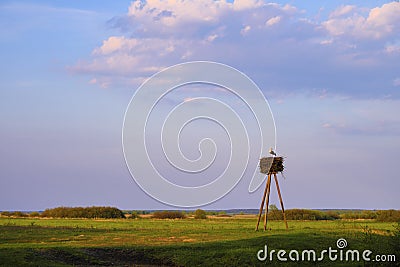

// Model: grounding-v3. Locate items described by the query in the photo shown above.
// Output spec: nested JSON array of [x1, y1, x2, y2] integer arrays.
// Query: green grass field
[[0, 216, 398, 266]]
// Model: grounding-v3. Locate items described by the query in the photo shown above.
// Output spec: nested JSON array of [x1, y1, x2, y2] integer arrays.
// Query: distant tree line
[[40, 206, 125, 219], [152, 211, 186, 219], [376, 210, 400, 222], [267, 208, 400, 222], [338, 209, 400, 222], [267, 208, 340, 221], [1, 208, 399, 222], [340, 210, 377, 220], [0, 211, 29, 217]]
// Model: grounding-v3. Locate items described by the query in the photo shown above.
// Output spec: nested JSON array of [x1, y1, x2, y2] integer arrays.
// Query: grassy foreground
[[0, 216, 398, 266]]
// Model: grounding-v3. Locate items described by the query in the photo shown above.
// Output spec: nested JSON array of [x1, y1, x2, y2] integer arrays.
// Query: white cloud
[[110, 0, 298, 38], [281, 4, 298, 14], [70, 1, 400, 98], [322, 123, 332, 128], [329, 5, 355, 18], [206, 34, 218, 42], [233, 0, 263, 11], [93, 36, 138, 55], [385, 43, 400, 54], [87, 77, 111, 89], [265, 16, 281, 26], [88, 78, 97, 84], [71, 0, 301, 81], [323, 2, 400, 39], [127, 0, 229, 27], [320, 39, 333, 45], [180, 50, 193, 60], [71, 37, 188, 76], [240, 25, 251, 35]]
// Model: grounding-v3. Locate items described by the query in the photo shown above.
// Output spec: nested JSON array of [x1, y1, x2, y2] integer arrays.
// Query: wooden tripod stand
[[255, 172, 288, 231]]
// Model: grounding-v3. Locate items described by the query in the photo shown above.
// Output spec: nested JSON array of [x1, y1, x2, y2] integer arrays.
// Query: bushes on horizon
[[376, 210, 400, 222], [215, 211, 232, 217], [0, 211, 11, 217], [286, 209, 323, 220], [1, 211, 28, 217], [324, 211, 341, 220], [29, 212, 41, 217], [267, 209, 340, 221], [194, 209, 207, 219], [41, 207, 125, 219], [341, 210, 377, 220], [268, 209, 283, 220], [338, 210, 399, 222], [127, 211, 139, 219], [152, 211, 186, 219]]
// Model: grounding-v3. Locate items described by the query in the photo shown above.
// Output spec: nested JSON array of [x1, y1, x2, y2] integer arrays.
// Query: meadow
[[0, 215, 398, 266]]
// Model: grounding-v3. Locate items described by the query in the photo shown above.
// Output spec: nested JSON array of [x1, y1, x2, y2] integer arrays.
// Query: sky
[[0, 0, 399, 211]]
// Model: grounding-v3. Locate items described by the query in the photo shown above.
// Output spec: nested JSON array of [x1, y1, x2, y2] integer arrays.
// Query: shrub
[[29, 212, 40, 217], [152, 211, 186, 219], [214, 211, 231, 217], [269, 204, 278, 211], [341, 210, 377, 220], [266, 209, 340, 221], [216, 214, 231, 218], [41, 207, 125, 219], [285, 209, 320, 220], [8, 211, 28, 217], [128, 211, 139, 219], [1, 211, 11, 217], [376, 210, 400, 222], [285, 209, 340, 220], [324, 211, 340, 220], [268, 210, 283, 220], [194, 209, 207, 219]]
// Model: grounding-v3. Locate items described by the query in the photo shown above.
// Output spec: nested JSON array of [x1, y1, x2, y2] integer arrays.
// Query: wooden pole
[[255, 174, 269, 230], [263, 174, 272, 230], [274, 173, 288, 230]]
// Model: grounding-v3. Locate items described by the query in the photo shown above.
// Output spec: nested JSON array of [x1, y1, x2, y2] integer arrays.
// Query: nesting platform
[[259, 156, 284, 174], [256, 156, 288, 231]]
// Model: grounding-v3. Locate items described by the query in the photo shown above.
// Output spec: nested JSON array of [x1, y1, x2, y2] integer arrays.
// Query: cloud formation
[[70, 0, 400, 98], [323, 2, 400, 39]]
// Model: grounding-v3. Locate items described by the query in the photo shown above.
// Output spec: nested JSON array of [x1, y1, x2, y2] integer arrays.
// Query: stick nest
[[259, 157, 284, 174]]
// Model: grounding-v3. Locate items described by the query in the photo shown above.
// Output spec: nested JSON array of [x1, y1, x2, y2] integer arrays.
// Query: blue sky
[[0, 0, 399, 211]]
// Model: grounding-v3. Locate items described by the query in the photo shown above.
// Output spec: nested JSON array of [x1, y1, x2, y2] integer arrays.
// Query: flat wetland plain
[[0, 216, 398, 266]]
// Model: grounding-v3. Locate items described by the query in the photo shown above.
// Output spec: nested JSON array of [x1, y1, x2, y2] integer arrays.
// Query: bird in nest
[[269, 148, 276, 156]]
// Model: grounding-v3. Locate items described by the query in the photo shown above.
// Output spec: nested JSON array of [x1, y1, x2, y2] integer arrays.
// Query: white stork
[[269, 148, 276, 156]]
